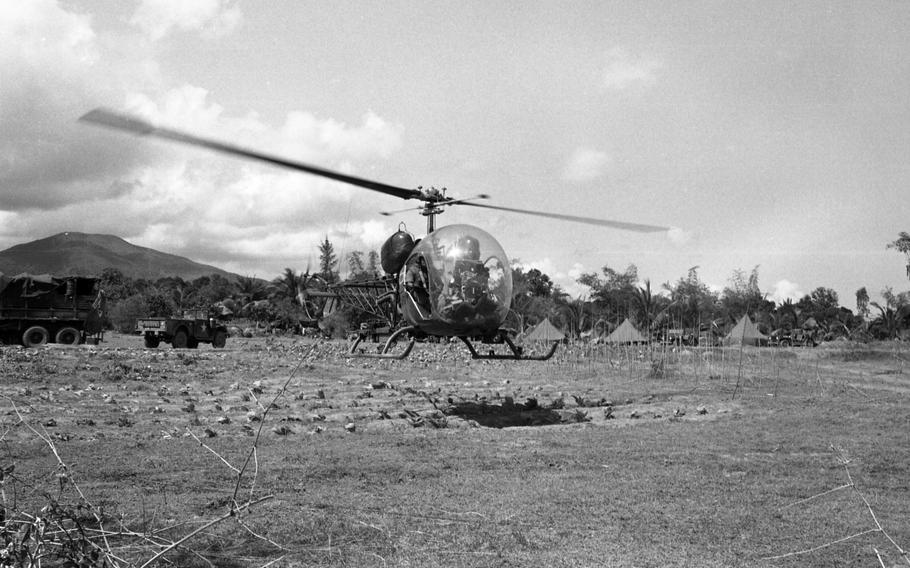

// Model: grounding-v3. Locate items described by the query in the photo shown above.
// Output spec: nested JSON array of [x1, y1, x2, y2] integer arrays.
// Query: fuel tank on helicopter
[[380, 229, 415, 275], [399, 224, 512, 336]]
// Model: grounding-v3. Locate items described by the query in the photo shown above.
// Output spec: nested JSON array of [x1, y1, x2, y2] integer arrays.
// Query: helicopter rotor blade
[[459, 201, 670, 233], [79, 108, 423, 201], [379, 205, 423, 217], [379, 193, 490, 216]]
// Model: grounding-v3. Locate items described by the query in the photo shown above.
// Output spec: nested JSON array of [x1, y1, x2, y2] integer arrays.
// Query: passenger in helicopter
[[450, 237, 487, 301], [403, 255, 431, 315], [441, 236, 498, 321]]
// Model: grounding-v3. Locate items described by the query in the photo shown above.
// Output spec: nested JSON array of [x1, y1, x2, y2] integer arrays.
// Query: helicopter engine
[[399, 224, 512, 336]]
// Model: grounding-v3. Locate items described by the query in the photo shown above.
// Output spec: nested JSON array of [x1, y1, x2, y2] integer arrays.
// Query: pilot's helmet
[[456, 235, 481, 261]]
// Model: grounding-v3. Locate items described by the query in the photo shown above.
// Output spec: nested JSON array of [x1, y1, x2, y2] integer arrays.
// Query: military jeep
[[136, 309, 228, 349]]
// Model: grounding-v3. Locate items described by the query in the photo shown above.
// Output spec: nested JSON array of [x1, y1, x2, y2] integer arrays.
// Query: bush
[[145, 291, 176, 317], [108, 295, 147, 333], [319, 310, 352, 339]]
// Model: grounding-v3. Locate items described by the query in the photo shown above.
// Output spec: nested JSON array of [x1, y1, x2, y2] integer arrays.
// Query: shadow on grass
[[444, 399, 577, 428]]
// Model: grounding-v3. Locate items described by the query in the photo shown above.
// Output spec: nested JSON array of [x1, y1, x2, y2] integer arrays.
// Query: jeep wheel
[[172, 329, 189, 349], [212, 330, 227, 348]]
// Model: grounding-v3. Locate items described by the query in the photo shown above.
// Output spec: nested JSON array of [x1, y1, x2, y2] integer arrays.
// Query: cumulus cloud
[[667, 226, 692, 246], [0, 1, 405, 278], [85, 87, 405, 272], [563, 147, 612, 182], [563, 263, 591, 299], [771, 279, 804, 303], [514, 259, 590, 299], [356, 220, 395, 248], [0, 1, 153, 210], [602, 47, 662, 90], [130, 0, 242, 41]]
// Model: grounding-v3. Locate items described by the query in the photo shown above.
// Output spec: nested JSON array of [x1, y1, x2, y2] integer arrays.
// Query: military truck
[[0, 274, 105, 347], [137, 309, 228, 349]]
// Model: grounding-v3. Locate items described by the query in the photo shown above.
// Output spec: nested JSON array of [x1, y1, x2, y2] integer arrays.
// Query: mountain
[[0, 232, 239, 281]]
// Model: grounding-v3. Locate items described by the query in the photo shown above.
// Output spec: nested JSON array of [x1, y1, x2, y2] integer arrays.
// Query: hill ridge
[[0, 232, 238, 281]]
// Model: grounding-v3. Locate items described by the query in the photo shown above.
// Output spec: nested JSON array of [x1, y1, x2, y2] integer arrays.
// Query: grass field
[[1, 334, 908, 567]]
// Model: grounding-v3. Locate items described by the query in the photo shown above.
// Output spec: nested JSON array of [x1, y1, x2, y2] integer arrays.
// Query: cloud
[[0, 1, 97, 68], [667, 226, 692, 246], [356, 220, 395, 248], [130, 0, 242, 41], [602, 47, 662, 91], [562, 147, 612, 182], [0, 0, 405, 278], [0, 0, 154, 209], [73, 86, 403, 273], [563, 263, 591, 299], [770, 279, 804, 303], [514, 258, 590, 299]]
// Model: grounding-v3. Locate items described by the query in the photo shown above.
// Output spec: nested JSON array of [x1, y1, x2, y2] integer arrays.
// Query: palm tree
[[271, 268, 301, 302], [887, 231, 910, 281], [557, 298, 591, 339], [296, 270, 328, 321], [632, 280, 669, 337], [235, 275, 269, 305], [776, 298, 799, 330], [869, 301, 910, 340]]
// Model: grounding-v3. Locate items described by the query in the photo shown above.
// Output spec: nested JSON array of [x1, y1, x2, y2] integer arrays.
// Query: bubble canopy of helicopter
[[399, 224, 512, 336]]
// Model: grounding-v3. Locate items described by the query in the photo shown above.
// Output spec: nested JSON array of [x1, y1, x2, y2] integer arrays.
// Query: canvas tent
[[604, 318, 647, 344], [723, 315, 768, 346], [524, 318, 565, 342]]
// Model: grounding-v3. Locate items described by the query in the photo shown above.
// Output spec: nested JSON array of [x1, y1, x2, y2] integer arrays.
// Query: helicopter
[[80, 108, 669, 360]]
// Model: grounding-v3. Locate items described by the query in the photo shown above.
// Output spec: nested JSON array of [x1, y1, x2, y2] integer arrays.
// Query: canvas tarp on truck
[[0, 273, 105, 345]]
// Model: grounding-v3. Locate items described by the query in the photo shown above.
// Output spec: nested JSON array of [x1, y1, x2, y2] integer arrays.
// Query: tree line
[[100, 233, 910, 342]]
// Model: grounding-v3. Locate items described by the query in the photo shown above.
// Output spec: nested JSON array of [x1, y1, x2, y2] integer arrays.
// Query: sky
[[2, 0, 909, 308]]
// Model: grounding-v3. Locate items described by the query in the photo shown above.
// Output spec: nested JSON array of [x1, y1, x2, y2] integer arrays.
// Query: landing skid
[[349, 326, 416, 360], [459, 331, 558, 361], [349, 327, 558, 361]]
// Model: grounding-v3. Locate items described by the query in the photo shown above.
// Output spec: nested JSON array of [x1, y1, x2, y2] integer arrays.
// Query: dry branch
[[0, 346, 316, 567], [765, 445, 910, 565]]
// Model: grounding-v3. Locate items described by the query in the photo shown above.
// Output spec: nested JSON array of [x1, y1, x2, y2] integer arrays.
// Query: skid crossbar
[[458, 332, 558, 361]]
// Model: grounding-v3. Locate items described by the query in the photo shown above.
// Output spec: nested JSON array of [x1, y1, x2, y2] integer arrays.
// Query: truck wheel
[[22, 326, 50, 348], [55, 327, 81, 345], [144, 334, 160, 348], [212, 330, 227, 348], [172, 329, 189, 349]]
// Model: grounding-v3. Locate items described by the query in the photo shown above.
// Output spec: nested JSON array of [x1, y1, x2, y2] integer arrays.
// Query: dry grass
[[1, 335, 908, 567]]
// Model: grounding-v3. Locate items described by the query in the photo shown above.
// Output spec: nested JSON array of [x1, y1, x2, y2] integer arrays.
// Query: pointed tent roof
[[724, 315, 768, 345], [605, 318, 647, 344], [525, 318, 565, 342]]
